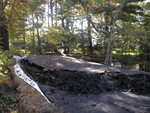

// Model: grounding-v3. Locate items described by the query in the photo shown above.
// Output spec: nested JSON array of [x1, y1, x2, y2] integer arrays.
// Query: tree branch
[[113, 0, 129, 24], [79, 0, 107, 34], [89, 19, 108, 34]]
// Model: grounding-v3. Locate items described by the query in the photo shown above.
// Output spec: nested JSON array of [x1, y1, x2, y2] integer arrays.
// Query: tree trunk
[[50, 0, 54, 27], [47, 0, 50, 27], [0, 0, 9, 50], [66, 17, 69, 30], [80, 0, 93, 55], [22, 21, 26, 50], [31, 12, 36, 54], [81, 16, 85, 55], [55, 1, 58, 27], [104, 34, 113, 65], [65, 17, 70, 54], [0, 25, 9, 50], [59, 2, 67, 54], [36, 15, 41, 54], [87, 17, 93, 55], [60, 3, 65, 28], [71, 15, 74, 33], [104, 0, 128, 65]]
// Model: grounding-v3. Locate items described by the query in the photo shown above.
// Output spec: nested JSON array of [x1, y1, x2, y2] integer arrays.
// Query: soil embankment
[[17, 55, 150, 113], [20, 55, 150, 94]]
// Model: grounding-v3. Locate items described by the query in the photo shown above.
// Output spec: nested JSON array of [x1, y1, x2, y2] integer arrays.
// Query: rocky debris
[[19, 55, 150, 94]]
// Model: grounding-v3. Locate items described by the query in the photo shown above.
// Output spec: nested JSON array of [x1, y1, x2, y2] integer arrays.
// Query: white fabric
[[13, 56, 51, 103], [13, 55, 26, 63]]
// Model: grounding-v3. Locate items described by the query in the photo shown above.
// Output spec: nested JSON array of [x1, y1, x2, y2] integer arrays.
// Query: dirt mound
[[20, 57, 150, 94]]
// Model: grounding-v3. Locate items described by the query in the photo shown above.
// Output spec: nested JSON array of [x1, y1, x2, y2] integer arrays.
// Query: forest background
[[0, 0, 150, 70], [0, 0, 150, 112]]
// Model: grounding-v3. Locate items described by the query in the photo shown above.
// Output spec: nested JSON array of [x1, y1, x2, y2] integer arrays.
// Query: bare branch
[[89, 19, 108, 34], [79, 0, 107, 34], [113, 0, 129, 24]]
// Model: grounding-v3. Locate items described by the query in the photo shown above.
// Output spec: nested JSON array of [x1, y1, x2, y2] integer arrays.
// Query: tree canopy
[[0, 0, 149, 65]]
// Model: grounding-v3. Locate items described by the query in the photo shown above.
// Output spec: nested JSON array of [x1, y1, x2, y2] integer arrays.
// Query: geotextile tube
[[12, 55, 62, 113]]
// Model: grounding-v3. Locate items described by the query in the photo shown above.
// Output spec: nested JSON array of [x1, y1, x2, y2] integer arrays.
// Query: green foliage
[[95, 0, 104, 5], [40, 27, 65, 53], [0, 49, 21, 76], [0, 50, 19, 112], [128, 0, 145, 3], [1, 0, 149, 61], [123, 4, 144, 15], [0, 84, 19, 113], [86, 13, 92, 20], [44, 27, 65, 44], [118, 13, 137, 22], [0, 51, 20, 113]]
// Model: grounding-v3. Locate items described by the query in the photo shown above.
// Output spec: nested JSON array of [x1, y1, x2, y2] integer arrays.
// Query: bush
[[0, 49, 20, 113], [0, 49, 22, 75]]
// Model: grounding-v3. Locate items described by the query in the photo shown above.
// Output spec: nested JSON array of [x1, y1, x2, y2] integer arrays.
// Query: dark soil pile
[[19, 55, 150, 94]]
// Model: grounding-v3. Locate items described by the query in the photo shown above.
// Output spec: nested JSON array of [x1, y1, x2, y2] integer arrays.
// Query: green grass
[[113, 48, 140, 55]]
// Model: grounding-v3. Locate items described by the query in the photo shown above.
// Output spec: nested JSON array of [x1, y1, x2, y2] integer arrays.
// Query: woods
[[0, 0, 150, 113], [0, 0, 150, 65]]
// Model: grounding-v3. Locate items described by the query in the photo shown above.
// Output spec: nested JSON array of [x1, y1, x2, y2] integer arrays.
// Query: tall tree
[[80, 0, 146, 65], [50, 0, 54, 27], [79, 0, 93, 55], [0, 0, 9, 50], [95, 0, 129, 65], [139, 2, 150, 56]]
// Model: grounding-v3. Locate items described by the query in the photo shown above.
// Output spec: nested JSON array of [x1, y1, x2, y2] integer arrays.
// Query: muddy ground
[[19, 55, 150, 113]]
